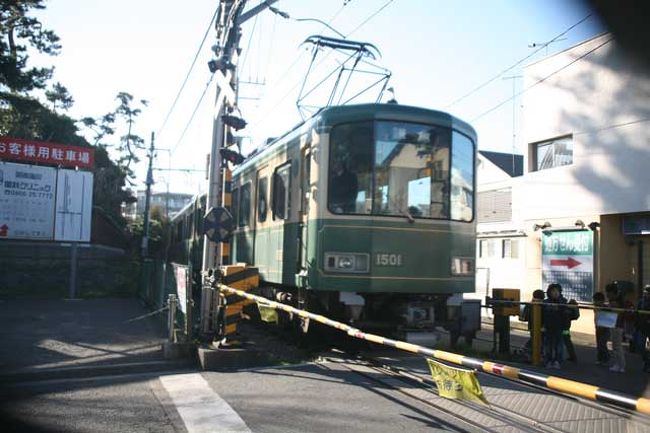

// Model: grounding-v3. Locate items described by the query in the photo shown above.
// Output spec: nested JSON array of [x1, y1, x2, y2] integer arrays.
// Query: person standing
[[593, 292, 610, 366], [543, 283, 567, 369], [636, 285, 650, 372], [605, 283, 626, 373], [520, 289, 545, 362], [559, 287, 580, 362]]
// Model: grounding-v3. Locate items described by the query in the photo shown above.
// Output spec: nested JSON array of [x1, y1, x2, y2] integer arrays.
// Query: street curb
[[0, 359, 195, 384]]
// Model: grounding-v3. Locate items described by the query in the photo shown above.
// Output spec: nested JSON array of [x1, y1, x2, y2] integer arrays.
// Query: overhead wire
[[445, 13, 594, 109], [248, 0, 395, 130], [471, 37, 613, 122], [239, 12, 259, 79], [157, 6, 220, 138], [170, 73, 215, 155]]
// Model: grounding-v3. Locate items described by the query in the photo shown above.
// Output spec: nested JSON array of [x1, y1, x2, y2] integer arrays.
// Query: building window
[[479, 239, 497, 258], [502, 239, 519, 259], [532, 135, 573, 171]]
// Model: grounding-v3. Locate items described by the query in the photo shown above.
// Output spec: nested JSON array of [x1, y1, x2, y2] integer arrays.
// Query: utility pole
[[200, 0, 278, 335], [142, 131, 155, 258]]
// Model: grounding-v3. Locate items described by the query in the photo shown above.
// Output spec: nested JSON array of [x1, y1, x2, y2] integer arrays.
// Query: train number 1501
[[375, 253, 403, 267]]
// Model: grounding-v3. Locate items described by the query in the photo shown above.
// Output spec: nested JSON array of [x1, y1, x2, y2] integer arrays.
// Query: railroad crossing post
[[168, 294, 177, 342], [200, 0, 278, 337]]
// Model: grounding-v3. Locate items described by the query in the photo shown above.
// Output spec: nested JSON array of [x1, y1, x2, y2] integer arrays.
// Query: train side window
[[258, 177, 268, 222], [239, 182, 251, 227], [232, 187, 239, 227], [273, 162, 291, 220], [301, 152, 310, 214]]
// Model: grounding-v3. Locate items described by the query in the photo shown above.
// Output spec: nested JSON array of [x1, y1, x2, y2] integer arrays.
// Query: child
[[543, 283, 568, 369], [593, 292, 610, 366]]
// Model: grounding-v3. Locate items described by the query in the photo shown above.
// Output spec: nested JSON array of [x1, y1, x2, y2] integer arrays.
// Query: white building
[[476, 33, 650, 334], [123, 190, 193, 221]]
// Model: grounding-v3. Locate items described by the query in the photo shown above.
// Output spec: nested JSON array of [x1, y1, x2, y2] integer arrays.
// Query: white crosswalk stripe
[[160, 373, 251, 433]]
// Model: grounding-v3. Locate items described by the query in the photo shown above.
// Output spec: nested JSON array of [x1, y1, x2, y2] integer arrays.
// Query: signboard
[[54, 169, 93, 242], [427, 359, 487, 404], [0, 137, 95, 169], [0, 161, 56, 239], [173, 263, 189, 314], [542, 230, 594, 302]]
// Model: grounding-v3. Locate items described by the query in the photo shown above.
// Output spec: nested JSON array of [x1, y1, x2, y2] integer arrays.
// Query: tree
[[115, 92, 148, 176], [45, 81, 73, 112], [0, 0, 61, 93]]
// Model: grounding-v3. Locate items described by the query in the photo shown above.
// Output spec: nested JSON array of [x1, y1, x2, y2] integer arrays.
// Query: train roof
[[235, 103, 477, 174]]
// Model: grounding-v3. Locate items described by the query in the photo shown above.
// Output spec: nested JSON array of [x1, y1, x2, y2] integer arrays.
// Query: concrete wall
[[0, 241, 138, 298]]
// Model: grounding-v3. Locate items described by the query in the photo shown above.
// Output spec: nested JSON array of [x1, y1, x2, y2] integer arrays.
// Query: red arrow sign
[[550, 257, 581, 269]]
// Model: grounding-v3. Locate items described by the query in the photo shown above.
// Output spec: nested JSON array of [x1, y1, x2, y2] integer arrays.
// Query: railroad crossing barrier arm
[[216, 282, 650, 416]]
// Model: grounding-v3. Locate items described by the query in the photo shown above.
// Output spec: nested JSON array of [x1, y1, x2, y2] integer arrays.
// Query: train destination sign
[[541, 229, 594, 302], [0, 137, 95, 169]]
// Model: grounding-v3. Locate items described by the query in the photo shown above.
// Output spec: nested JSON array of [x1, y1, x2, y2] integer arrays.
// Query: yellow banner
[[257, 302, 278, 324], [427, 359, 488, 405]]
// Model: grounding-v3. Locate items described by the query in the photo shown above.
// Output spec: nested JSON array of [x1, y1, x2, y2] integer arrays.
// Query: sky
[[32, 0, 604, 196]]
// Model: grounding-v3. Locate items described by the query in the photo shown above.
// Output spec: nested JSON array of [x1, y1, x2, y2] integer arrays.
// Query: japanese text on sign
[[0, 137, 94, 169]]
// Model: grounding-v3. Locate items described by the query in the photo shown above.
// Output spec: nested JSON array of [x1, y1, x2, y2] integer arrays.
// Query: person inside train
[[330, 158, 358, 213]]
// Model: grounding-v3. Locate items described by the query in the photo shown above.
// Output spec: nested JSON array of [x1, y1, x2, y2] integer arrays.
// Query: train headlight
[[451, 257, 474, 275], [338, 256, 354, 269], [325, 253, 369, 273]]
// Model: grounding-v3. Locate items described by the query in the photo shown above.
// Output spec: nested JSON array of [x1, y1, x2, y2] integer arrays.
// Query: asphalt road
[[1, 362, 469, 433]]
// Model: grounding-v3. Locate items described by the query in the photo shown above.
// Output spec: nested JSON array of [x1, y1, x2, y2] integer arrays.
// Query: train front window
[[374, 121, 450, 219], [328, 122, 373, 215], [328, 120, 474, 221]]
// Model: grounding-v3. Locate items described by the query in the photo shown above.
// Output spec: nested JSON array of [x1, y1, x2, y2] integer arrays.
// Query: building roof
[[479, 150, 523, 177]]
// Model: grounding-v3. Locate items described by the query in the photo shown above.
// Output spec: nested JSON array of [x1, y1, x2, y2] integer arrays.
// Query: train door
[[254, 166, 271, 279], [298, 147, 311, 276]]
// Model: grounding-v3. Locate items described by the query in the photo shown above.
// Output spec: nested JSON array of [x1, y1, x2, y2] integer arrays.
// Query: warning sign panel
[[542, 230, 594, 302], [0, 161, 56, 240]]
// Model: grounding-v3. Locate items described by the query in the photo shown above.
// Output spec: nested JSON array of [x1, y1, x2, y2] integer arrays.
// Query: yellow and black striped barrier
[[221, 168, 232, 265], [219, 265, 259, 343], [217, 283, 650, 416]]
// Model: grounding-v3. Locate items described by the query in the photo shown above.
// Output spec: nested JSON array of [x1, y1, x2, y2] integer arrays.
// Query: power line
[[445, 13, 593, 109], [170, 73, 215, 155], [156, 6, 219, 137], [345, 0, 394, 38], [471, 37, 613, 122], [573, 117, 650, 136]]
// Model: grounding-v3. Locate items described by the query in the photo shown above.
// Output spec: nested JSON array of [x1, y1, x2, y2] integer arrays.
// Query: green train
[[171, 103, 479, 340]]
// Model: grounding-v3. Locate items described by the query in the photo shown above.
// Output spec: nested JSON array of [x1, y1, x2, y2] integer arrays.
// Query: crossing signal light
[[222, 114, 247, 131], [220, 148, 245, 165]]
